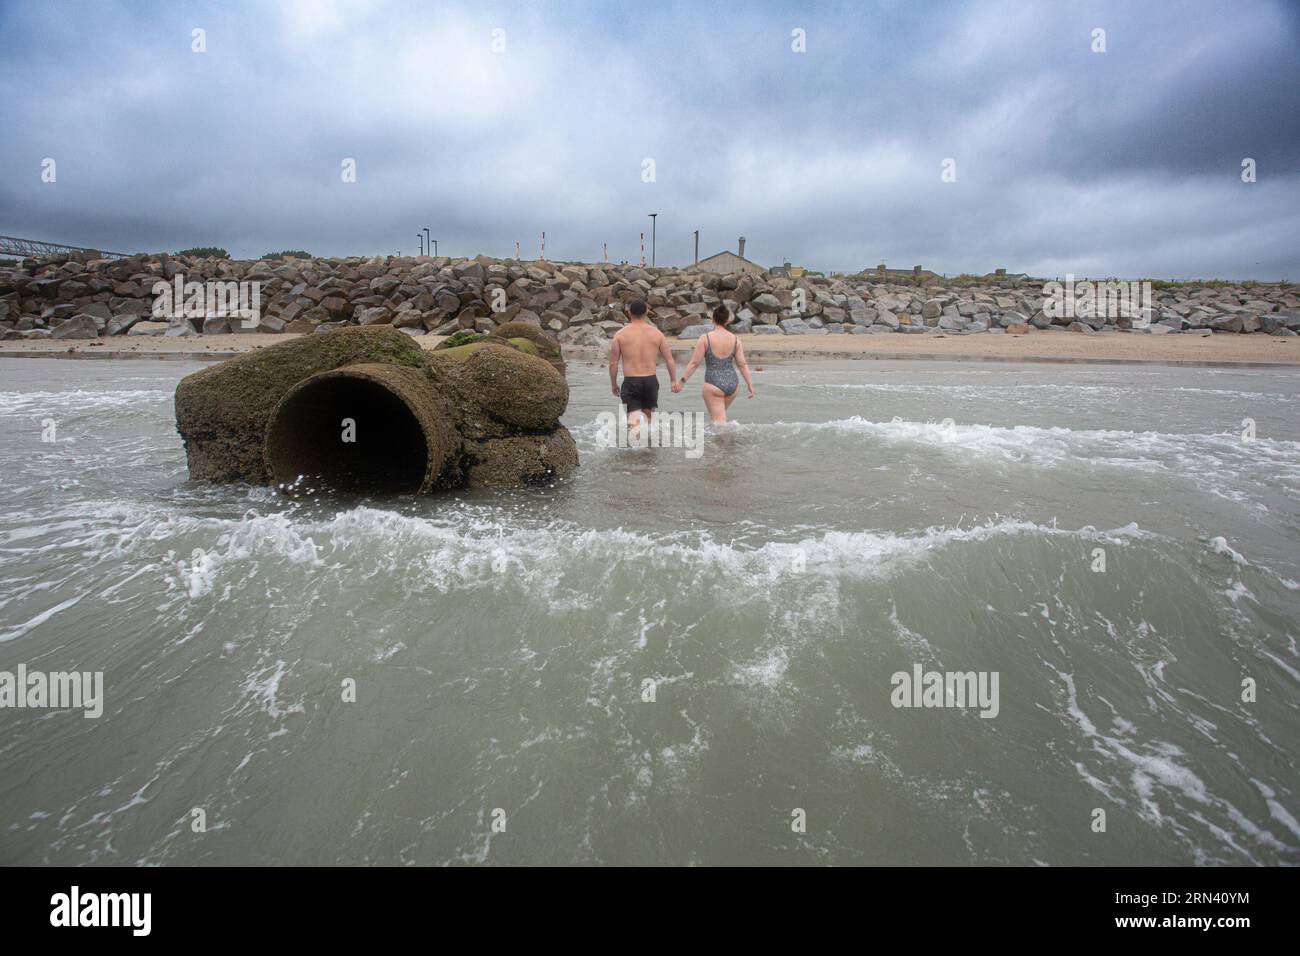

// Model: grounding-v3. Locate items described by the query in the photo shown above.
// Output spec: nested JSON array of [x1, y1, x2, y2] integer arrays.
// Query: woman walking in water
[[672, 304, 755, 422]]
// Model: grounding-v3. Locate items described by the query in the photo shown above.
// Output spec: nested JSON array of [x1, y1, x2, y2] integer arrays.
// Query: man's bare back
[[613, 321, 666, 376]]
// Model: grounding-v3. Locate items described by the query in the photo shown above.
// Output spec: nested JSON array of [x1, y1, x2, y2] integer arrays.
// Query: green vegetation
[[1139, 278, 1283, 290], [176, 247, 230, 259], [260, 250, 313, 260], [440, 330, 488, 348]]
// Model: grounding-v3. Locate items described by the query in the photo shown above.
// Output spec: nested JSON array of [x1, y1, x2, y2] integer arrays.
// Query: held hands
[[671, 378, 683, 393]]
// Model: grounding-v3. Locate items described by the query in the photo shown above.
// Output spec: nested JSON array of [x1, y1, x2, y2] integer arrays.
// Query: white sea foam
[[1058, 669, 1288, 861], [0, 388, 170, 414]]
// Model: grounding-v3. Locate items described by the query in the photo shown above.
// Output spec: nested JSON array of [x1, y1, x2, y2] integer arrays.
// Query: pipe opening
[[266, 374, 429, 495]]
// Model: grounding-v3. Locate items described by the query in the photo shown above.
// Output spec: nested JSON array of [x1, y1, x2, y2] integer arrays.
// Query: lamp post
[[423, 227, 431, 257], [648, 213, 657, 267], [417, 234, 424, 256]]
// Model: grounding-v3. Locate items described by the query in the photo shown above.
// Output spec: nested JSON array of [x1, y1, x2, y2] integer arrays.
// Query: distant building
[[868, 263, 941, 280], [695, 237, 766, 276], [769, 261, 806, 278], [983, 267, 1030, 279]]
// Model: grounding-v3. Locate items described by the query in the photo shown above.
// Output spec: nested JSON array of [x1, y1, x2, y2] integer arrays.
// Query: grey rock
[[1210, 315, 1244, 333], [358, 307, 392, 326], [106, 313, 144, 336], [558, 324, 606, 348], [127, 320, 170, 336], [51, 314, 99, 339]]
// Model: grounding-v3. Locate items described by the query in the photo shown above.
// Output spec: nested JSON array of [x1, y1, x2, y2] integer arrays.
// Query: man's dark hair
[[627, 299, 648, 317]]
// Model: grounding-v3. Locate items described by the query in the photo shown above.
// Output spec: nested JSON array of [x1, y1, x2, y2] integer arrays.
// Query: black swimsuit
[[620, 374, 660, 412]]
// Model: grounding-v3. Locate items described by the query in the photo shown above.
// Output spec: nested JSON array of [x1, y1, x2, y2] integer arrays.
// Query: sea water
[[0, 357, 1297, 865]]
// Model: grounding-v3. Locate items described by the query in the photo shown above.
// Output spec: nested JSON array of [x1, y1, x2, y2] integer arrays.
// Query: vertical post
[[648, 212, 658, 267], [515, 241, 520, 260], [423, 227, 431, 257], [640, 232, 645, 267], [417, 234, 424, 256], [541, 232, 545, 261], [693, 230, 699, 265], [603, 242, 608, 264]]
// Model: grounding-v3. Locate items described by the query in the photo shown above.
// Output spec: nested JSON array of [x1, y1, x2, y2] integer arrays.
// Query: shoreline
[[2, 330, 1298, 368]]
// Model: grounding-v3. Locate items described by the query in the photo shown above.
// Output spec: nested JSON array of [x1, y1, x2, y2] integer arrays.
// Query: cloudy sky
[[2, 0, 1297, 278]]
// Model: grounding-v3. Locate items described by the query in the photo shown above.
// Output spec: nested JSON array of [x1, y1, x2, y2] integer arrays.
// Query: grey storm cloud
[[1, 0, 1297, 279]]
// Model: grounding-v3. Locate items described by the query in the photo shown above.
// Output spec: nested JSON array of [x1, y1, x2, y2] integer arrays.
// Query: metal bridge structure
[[0, 234, 133, 260]]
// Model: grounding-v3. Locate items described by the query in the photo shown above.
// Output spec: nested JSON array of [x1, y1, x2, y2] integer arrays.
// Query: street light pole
[[648, 213, 657, 267], [432, 239, 438, 256], [693, 229, 699, 265], [423, 227, 431, 257], [417, 234, 423, 256]]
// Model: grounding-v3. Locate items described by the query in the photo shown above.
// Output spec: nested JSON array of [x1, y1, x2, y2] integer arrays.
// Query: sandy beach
[[3, 329, 1298, 366]]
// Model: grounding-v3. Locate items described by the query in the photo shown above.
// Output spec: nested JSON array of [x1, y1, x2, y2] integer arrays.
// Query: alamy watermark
[[1, 665, 103, 718], [152, 273, 262, 328], [1042, 275, 1152, 324], [891, 664, 999, 718], [50, 886, 150, 936], [595, 407, 706, 458]]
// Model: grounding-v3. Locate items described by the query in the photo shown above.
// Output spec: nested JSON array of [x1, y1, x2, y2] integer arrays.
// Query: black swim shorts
[[619, 374, 660, 412]]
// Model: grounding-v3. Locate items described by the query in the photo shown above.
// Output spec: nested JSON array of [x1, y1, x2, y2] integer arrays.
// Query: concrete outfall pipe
[[264, 362, 458, 495], [174, 324, 577, 494]]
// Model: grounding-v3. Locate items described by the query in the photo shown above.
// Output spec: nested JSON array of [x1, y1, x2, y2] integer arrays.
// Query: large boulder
[[51, 314, 100, 339]]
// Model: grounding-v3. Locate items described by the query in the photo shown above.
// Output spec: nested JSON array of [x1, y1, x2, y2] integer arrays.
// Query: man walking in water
[[609, 299, 678, 437]]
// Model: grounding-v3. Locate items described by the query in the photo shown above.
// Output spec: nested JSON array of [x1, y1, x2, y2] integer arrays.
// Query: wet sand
[[2, 329, 1297, 366]]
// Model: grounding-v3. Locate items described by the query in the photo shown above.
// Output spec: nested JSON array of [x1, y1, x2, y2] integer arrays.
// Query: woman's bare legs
[[702, 382, 728, 423]]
